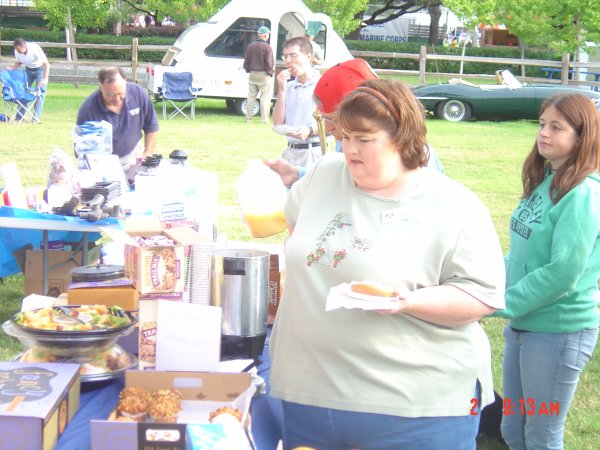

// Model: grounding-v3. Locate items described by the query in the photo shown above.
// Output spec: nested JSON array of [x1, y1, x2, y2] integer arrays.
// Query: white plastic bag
[[73, 120, 113, 159], [46, 147, 79, 207]]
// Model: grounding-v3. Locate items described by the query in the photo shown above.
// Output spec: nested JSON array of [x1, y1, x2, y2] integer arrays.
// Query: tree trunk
[[66, 6, 79, 88], [66, 7, 77, 61], [428, 5, 442, 45], [473, 26, 480, 47], [345, 10, 364, 40], [115, 0, 122, 36]]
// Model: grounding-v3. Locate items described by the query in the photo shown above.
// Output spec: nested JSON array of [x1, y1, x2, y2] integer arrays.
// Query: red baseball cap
[[314, 58, 378, 113]]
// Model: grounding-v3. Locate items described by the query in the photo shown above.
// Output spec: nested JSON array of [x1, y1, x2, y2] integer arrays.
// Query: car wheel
[[436, 100, 471, 122], [234, 99, 260, 116]]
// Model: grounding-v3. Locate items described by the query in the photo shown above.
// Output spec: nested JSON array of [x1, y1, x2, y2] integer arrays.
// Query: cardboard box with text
[[90, 371, 254, 450], [0, 362, 80, 450], [105, 218, 205, 294]]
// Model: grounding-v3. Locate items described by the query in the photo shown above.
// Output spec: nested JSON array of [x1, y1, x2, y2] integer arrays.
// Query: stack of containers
[[132, 151, 219, 240], [116, 220, 207, 370]]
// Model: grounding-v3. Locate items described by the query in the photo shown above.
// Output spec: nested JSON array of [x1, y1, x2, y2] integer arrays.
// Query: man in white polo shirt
[[8, 38, 50, 122], [272, 36, 321, 167]]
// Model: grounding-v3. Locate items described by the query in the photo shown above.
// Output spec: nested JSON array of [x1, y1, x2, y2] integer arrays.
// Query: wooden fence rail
[[3, 39, 600, 90]]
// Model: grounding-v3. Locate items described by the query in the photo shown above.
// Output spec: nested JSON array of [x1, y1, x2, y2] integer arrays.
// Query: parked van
[[146, 0, 353, 115]]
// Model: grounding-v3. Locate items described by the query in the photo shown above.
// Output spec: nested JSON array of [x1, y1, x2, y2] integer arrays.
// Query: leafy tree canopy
[[306, 0, 369, 36], [445, 0, 600, 53], [35, 0, 446, 38], [121, 0, 202, 24], [34, 0, 112, 29]]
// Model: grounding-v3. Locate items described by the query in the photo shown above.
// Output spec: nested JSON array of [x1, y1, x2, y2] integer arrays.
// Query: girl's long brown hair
[[523, 93, 600, 203], [337, 79, 428, 169]]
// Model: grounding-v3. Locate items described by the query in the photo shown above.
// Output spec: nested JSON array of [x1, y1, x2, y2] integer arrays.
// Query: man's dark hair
[[283, 37, 313, 57], [13, 38, 26, 48], [98, 66, 127, 84]]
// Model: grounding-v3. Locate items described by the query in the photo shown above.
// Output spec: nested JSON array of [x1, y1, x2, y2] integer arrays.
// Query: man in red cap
[[265, 58, 443, 185]]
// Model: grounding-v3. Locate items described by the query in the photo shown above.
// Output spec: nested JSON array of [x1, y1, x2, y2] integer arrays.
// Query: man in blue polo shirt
[[76, 66, 159, 182]]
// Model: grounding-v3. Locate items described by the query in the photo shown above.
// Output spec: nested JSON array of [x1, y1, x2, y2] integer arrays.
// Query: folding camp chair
[[0, 69, 39, 124], [159, 71, 201, 120]]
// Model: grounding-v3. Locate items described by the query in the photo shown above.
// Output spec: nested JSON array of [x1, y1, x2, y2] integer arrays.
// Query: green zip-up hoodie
[[497, 171, 600, 332]]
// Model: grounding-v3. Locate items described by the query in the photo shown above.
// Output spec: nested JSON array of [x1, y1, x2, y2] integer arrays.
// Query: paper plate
[[272, 125, 298, 135]]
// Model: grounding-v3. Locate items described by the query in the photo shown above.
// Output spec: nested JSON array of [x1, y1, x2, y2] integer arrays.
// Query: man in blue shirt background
[[77, 66, 159, 182]]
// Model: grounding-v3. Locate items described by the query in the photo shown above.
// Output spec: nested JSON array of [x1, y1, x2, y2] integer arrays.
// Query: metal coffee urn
[[209, 249, 270, 361]]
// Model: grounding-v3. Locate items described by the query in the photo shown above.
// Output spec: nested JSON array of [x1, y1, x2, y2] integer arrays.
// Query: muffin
[[147, 389, 182, 423], [117, 386, 151, 421], [209, 406, 243, 426], [120, 386, 151, 401]]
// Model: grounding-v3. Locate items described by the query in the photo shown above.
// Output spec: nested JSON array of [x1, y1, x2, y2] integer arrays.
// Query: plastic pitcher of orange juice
[[236, 160, 288, 238]]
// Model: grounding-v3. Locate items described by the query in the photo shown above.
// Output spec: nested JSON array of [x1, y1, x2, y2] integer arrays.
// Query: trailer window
[[206, 17, 272, 58]]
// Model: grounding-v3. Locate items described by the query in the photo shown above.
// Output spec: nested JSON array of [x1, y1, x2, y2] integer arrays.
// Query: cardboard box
[[67, 277, 139, 311], [0, 362, 81, 450], [23, 246, 101, 297], [186, 423, 252, 450], [138, 299, 159, 371], [137, 297, 187, 371], [90, 371, 253, 450], [137, 298, 220, 372], [139, 292, 184, 301], [267, 252, 286, 325], [106, 218, 205, 294]]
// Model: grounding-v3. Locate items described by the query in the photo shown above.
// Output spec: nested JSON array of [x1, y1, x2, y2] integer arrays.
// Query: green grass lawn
[[0, 81, 598, 449]]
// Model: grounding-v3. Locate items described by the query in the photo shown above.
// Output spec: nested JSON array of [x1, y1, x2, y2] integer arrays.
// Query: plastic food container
[[3, 305, 137, 357]]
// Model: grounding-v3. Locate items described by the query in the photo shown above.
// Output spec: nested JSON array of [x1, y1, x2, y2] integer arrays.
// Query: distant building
[[359, 8, 468, 44]]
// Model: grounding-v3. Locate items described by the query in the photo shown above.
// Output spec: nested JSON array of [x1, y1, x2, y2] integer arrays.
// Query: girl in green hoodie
[[497, 93, 600, 449]]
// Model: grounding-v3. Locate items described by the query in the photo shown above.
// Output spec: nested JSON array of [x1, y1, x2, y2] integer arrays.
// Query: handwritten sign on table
[[155, 301, 222, 371]]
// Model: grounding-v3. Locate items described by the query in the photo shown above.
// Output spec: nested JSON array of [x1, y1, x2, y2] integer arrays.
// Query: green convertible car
[[413, 70, 600, 122]]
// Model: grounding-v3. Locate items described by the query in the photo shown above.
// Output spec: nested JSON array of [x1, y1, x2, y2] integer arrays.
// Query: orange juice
[[245, 211, 287, 238]]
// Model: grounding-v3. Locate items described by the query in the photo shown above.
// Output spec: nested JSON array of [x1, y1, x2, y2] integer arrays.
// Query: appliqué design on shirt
[[306, 213, 371, 268], [129, 107, 141, 116], [511, 192, 543, 240]]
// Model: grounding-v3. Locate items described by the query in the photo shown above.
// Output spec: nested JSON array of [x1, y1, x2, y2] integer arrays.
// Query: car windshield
[[500, 70, 522, 89]]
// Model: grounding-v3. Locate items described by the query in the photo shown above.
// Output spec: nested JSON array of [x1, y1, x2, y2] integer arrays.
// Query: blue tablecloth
[[56, 334, 283, 450], [0, 206, 121, 278]]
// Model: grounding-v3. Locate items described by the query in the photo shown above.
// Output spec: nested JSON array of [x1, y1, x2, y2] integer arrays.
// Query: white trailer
[[146, 0, 353, 115]]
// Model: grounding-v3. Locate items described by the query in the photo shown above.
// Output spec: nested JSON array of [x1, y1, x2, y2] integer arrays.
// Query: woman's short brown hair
[[337, 79, 428, 169]]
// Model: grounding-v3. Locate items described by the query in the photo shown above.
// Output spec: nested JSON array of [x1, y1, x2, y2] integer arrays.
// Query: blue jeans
[[281, 400, 480, 450], [26, 66, 46, 121], [501, 326, 598, 450]]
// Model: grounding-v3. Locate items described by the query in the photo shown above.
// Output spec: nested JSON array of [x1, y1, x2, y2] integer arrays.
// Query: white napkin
[[326, 283, 401, 312]]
